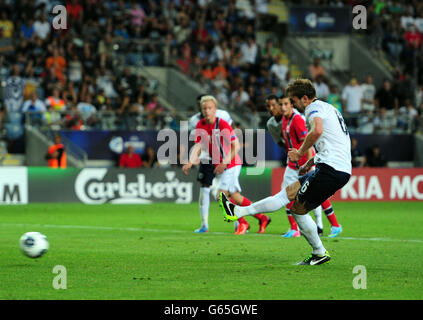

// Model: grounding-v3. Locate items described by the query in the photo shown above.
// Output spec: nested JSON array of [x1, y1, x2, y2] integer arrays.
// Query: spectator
[[77, 94, 97, 124], [358, 110, 375, 134], [192, 19, 209, 44], [314, 74, 330, 101], [309, 57, 326, 81], [45, 88, 67, 112], [96, 68, 118, 98], [202, 64, 214, 80], [142, 146, 159, 168], [230, 86, 250, 109], [0, 10, 14, 38], [44, 104, 63, 131], [173, 13, 191, 45], [261, 38, 280, 64], [212, 72, 230, 94], [117, 67, 138, 98], [64, 104, 84, 130], [46, 134, 66, 169], [398, 99, 418, 132], [33, 13, 50, 40], [365, 145, 387, 167], [119, 145, 143, 168], [351, 137, 365, 168], [212, 60, 227, 79], [146, 94, 165, 128], [327, 85, 343, 113], [175, 42, 192, 74], [128, 3, 146, 27], [375, 80, 399, 116], [46, 48, 67, 82], [20, 18, 35, 39], [66, 0, 84, 25], [4, 65, 25, 114], [240, 36, 258, 70], [22, 91, 46, 126], [342, 77, 363, 127], [373, 108, 396, 134], [361, 75, 376, 112], [270, 55, 289, 87], [67, 52, 83, 85], [404, 24, 422, 48]]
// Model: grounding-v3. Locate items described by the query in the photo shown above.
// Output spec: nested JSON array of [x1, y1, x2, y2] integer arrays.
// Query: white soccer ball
[[19, 232, 49, 258]]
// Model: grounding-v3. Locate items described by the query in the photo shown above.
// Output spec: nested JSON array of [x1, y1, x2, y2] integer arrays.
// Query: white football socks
[[234, 188, 290, 218], [231, 187, 327, 256], [292, 213, 326, 255], [313, 206, 323, 230], [199, 187, 210, 228]]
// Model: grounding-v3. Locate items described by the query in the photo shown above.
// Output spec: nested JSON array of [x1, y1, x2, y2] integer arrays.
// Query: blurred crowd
[[308, 0, 423, 134], [170, 0, 423, 133], [311, 62, 422, 135], [0, 0, 175, 146]]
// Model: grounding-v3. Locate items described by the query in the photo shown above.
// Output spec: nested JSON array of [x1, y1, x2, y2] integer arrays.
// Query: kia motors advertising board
[[272, 168, 423, 201]]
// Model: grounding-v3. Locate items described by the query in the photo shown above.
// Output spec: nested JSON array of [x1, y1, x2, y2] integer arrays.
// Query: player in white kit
[[219, 79, 351, 265]]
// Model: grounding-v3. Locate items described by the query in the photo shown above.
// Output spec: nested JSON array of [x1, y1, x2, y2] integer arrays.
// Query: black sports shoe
[[317, 226, 323, 236], [297, 251, 331, 265], [219, 192, 238, 222]]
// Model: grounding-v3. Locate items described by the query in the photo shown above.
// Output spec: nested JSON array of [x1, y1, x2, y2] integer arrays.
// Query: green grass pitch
[[0, 202, 422, 300]]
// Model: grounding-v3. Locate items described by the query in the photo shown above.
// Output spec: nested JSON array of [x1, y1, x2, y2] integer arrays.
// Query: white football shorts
[[218, 165, 242, 194]]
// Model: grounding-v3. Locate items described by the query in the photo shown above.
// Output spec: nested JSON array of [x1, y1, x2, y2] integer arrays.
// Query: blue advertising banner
[[289, 6, 352, 34], [59, 130, 415, 162], [60, 130, 160, 160], [60, 130, 285, 162]]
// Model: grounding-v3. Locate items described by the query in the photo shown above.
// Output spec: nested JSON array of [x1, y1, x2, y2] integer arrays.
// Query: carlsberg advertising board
[[28, 167, 196, 204]]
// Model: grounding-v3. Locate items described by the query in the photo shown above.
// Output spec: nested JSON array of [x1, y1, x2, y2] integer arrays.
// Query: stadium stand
[[0, 0, 422, 165]]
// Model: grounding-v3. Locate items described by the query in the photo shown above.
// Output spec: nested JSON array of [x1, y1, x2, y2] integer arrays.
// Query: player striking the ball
[[266, 94, 343, 238], [219, 79, 351, 265], [183, 95, 271, 235]]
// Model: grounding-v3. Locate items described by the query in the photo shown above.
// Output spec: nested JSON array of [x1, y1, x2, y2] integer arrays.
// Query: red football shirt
[[195, 117, 241, 169], [119, 153, 143, 168], [281, 110, 315, 170]]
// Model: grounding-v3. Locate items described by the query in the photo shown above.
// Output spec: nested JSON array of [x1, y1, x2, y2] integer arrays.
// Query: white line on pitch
[[1, 223, 423, 244]]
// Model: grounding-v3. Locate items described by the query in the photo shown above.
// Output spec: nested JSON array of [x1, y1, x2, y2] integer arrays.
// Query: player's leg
[[289, 170, 331, 264], [229, 192, 271, 234], [220, 179, 302, 220], [321, 199, 342, 238], [281, 167, 301, 238], [217, 165, 271, 234], [195, 163, 215, 233], [292, 164, 350, 264], [302, 166, 323, 235], [313, 206, 324, 236], [282, 201, 301, 238], [226, 192, 250, 235], [216, 165, 249, 234]]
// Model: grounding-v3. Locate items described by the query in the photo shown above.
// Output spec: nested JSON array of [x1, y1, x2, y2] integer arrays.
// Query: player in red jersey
[[267, 95, 342, 238], [182, 95, 271, 235]]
